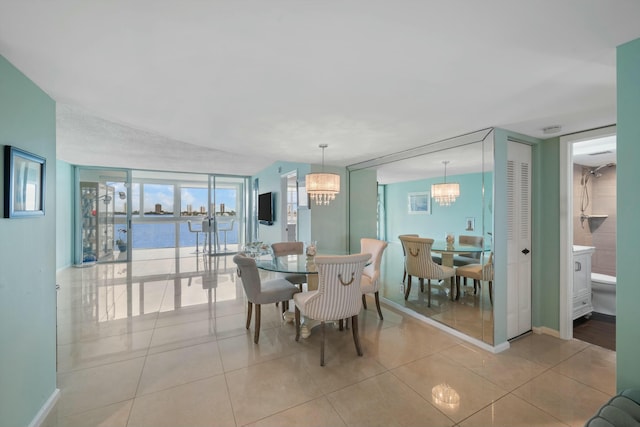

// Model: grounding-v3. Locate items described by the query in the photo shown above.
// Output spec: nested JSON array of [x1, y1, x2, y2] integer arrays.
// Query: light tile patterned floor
[[45, 251, 616, 427]]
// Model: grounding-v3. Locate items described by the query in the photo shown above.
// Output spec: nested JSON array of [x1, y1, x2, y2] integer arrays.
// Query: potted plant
[[116, 229, 127, 252]]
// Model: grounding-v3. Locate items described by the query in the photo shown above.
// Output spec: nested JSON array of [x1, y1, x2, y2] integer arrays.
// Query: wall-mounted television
[[258, 192, 274, 225]]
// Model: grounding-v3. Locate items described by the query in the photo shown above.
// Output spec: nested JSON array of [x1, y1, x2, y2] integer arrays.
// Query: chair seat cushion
[[252, 278, 300, 305], [453, 255, 480, 266], [293, 290, 318, 311], [456, 263, 483, 280], [285, 274, 307, 285]]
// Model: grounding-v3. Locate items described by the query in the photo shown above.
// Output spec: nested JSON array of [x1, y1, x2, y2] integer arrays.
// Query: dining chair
[[399, 234, 419, 283], [271, 242, 307, 290], [293, 253, 371, 366], [455, 252, 494, 304], [454, 235, 484, 266], [360, 238, 388, 320], [233, 253, 301, 343], [399, 235, 455, 305]]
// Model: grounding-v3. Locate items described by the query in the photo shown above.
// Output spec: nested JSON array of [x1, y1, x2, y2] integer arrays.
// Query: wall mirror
[[349, 129, 494, 344]]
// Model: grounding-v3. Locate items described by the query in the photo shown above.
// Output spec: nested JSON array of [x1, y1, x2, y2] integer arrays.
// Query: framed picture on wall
[[4, 145, 46, 218], [408, 191, 430, 214], [465, 217, 475, 231]]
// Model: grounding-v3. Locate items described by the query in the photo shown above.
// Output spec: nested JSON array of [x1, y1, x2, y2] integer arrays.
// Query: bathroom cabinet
[[573, 245, 595, 320]]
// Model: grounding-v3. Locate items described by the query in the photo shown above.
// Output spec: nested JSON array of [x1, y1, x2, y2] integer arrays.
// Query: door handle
[[521, 248, 530, 255]]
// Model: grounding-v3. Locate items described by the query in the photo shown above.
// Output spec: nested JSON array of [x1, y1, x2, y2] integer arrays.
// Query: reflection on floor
[[380, 242, 494, 344], [45, 248, 615, 427]]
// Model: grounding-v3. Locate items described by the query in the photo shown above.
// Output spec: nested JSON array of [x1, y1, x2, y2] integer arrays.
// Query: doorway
[[559, 126, 617, 344]]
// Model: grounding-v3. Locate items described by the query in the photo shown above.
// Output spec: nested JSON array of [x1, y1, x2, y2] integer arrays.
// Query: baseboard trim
[[532, 326, 561, 338], [382, 298, 510, 353], [29, 388, 60, 427]]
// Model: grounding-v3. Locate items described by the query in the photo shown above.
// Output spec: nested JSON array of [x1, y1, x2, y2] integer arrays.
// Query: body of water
[[129, 221, 239, 249]]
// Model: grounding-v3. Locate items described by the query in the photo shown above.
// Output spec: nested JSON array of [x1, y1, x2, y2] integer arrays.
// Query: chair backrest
[[271, 241, 303, 257], [302, 253, 371, 321], [398, 235, 445, 278], [233, 253, 262, 302], [361, 238, 388, 286], [459, 235, 483, 260], [398, 234, 419, 256], [187, 220, 196, 232]]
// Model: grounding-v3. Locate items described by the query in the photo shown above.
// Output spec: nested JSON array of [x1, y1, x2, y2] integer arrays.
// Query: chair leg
[[427, 280, 432, 307], [374, 292, 383, 320], [362, 294, 367, 309], [295, 307, 301, 341], [246, 301, 252, 330], [339, 319, 344, 331], [404, 276, 412, 300], [352, 315, 363, 357], [420, 277, 424, 293], [320, 321, 326, 366], [254, 304, 261, 344], [455, 276, 461, 300]]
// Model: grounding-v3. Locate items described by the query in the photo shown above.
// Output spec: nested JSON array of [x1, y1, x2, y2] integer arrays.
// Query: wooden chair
[[233, 253, 300, 343], [399, 235, 455, 306], [360, 238, 388, 320], [293, 253, 371, 366]]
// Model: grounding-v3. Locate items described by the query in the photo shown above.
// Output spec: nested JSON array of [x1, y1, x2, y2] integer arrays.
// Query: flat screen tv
[[258, 192, 274, 225]]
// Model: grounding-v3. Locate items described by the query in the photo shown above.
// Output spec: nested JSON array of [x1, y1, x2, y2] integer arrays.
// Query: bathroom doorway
[[559, 126, 617, 349]]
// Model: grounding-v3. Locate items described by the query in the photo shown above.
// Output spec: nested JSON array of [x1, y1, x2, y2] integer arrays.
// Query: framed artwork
[[408, 191, 430, 214], [4, 146, 46, 218], [465, 217, 475, 231]]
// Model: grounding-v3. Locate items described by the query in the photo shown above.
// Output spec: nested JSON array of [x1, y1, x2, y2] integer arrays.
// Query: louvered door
[[506, 141, 532, 339]]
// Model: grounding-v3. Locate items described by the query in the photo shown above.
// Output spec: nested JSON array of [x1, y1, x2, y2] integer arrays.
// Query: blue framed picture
[[4, 145, 46, 218], [408, 191, 430, 215]]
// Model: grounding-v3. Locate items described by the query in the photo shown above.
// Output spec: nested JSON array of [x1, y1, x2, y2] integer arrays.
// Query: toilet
[[591, 273, 616, 316]]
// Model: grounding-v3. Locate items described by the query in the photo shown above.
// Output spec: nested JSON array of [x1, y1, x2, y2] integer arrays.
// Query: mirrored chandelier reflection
[[431, 160, 460, 206]]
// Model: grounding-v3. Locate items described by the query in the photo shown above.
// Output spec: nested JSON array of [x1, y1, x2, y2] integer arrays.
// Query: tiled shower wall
[[573, 163, 617, 276]]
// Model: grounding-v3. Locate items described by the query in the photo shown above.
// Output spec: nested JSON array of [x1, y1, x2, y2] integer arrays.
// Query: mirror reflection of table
[[430, 241, 488, 300]]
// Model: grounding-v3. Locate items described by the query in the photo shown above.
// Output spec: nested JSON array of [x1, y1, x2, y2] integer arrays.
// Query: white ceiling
[[0, 1, 638, 176]]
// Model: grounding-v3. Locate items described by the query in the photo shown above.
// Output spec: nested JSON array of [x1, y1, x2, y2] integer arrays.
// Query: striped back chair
[[293, 253, 371, 366], [399, 235, 455, 306]]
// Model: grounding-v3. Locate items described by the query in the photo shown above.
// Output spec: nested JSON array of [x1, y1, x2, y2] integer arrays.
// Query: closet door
[[506, 141, 532, 339]]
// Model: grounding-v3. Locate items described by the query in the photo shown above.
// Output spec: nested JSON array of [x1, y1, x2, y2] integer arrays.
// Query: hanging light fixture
[[431, 160, 460, 206], [305, 144, 340, 206]]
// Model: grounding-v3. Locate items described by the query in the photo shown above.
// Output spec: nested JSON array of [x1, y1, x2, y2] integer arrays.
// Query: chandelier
[[431, 160, 460, 206], [305, 144, 340, 205]]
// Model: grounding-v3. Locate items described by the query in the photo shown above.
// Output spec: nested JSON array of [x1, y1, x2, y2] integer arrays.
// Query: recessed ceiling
[[0, 1, 638, 175]]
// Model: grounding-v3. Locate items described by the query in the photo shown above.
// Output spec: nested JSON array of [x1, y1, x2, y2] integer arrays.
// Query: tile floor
[[45, 250, 616, 427]]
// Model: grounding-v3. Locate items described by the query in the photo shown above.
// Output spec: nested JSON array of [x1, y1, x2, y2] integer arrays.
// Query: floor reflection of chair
[[399, 235, 455, 306], [293, 253, 370, 366]]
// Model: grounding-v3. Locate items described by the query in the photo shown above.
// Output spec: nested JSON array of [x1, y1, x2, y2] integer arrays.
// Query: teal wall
[[252, 161, 349, 253], [385, 172, 492, 245], [56, 160, 74, 270], [348, 168, 378, 251], [0, 55, 57, 427], [616, 37, 640, 391], [253, 161, 312, 245], [532, 136, 561, 331]]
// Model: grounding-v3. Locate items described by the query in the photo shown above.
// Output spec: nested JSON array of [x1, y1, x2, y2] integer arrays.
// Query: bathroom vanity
[[573, 245, 595, 320]]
